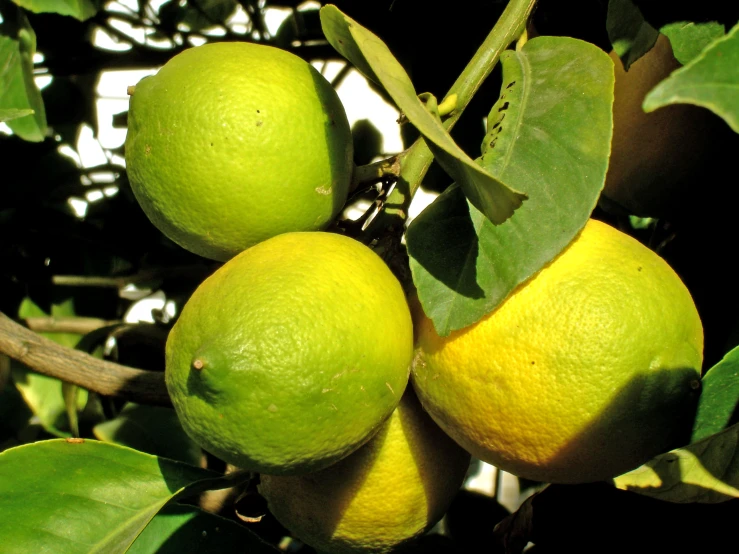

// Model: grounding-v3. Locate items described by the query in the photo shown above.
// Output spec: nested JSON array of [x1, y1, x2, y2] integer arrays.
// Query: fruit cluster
[[126, 41, 704, 553]]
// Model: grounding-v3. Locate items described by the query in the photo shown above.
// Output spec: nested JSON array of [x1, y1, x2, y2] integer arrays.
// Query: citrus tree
[[1, 0, 739, 552]]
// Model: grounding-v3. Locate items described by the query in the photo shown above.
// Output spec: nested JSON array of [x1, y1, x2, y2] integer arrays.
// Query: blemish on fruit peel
[[315, 185, 332, 195], [66, 438, 85, 443], [192, 358, 205, 371], [268, 404, 278, 413], [322, 388, 333, 393], [385, 382, 395, 394]]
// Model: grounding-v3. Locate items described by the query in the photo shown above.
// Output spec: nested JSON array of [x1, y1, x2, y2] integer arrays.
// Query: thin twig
[[24, 317, 120, 335], [362, 0, 538, 243], [0, 312, 171, 406], [52, 265, 217, 289]]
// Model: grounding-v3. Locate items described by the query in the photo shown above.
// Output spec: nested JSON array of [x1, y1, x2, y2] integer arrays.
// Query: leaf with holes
[[128, 504, 279, 553], [408, 36, 614, 335], [613, 423, 739, 503], [691, 346, 739, 442], [0, 439, 250, 553], [606, 0, 659, 69], [644, 22, 739, 133], [319, 4, 526, 225]]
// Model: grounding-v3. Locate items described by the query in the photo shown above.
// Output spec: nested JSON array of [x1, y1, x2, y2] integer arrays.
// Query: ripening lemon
[[165, 232, 413, 475], [602, 34, 734, 220], [125, 41, 353, 261], [412, 219, 703, 484], [258, 390, 471, 554]]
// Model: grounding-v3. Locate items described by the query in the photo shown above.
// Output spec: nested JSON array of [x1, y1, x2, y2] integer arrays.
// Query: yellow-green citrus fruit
[[165, 232, 413, 475], [125, 41, 353, 261], [412, 219, 703, 484], [258, 390, 471, 554]]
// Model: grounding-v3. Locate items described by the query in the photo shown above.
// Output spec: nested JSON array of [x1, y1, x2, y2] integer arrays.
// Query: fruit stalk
[[362, 0, 538, 241]]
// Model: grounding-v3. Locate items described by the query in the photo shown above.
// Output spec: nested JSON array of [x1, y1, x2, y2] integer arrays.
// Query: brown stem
[[24, 317, 119, 335], [52, 264, 217, 288], [0, 312, 171, 407]]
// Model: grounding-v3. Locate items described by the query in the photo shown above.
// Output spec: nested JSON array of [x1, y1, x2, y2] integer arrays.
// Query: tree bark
[[0, 312, 171, 407]]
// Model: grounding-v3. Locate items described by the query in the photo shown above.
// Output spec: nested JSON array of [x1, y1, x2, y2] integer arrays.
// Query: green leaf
[[661, 21, 725, 65], [0, 11, 47, 141], [12, 298, 87, 437], [0, 439, 246, 553], [691, 346, 739, 442], [613, 423, 739, 503], [408, 36, 614, 335], [643, 22, 739, 133], [94, 404, 203, 467], [606, 0, 659, 70], [129, 504, 279, 553], [62, 381, 81, 437], [0, 107, 32, 121], [11, 0, 99, 21], [319, 4, 526, 225]]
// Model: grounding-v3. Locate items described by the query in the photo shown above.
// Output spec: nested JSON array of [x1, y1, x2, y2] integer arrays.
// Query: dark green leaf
[[179, 0, 238, 33], [129, 504, 279, 553], [0, 439, 245, 553], [319, 4, 526, 225], [94, 403, 203, 467], [408, 36, 614, 335], [613, 423, 739, 503], [644, 22, 739, 133], [11, 0, 99, 21], [662, 21, 725, 65], [0, 365, 33, 449], [606, 0, 659, 69], [0, 107, 32, 121], [692, 347, 739, 442], [0, 11, 47, 141]]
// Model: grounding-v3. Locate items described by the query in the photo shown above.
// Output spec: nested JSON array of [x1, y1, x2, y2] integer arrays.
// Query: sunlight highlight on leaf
[[614, 423, 739, 503]]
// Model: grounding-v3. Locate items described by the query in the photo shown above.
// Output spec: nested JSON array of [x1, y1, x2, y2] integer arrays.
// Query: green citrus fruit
[[412, 219, 703, 484], [258, 390, 471, 554], [165, 232, 413, 475], [125, 41, 353, 261]]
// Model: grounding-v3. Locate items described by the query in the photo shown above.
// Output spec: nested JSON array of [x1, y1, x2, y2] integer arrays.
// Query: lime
[[165, 232, 413, 475], [412, 219, 703, 484], [258, 390, 471, 553], [125, 41, 353, 261]]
